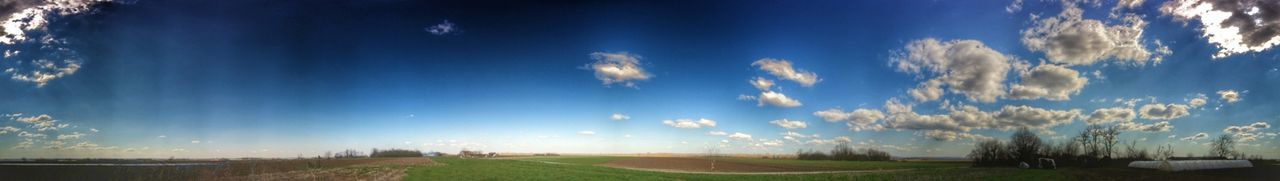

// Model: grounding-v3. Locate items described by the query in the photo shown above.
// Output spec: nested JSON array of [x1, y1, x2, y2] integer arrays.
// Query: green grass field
[[404, 156, 1066, 181]]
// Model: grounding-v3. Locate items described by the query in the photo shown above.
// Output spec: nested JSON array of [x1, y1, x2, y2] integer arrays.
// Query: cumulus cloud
[[752, 58, 818, 87], [578, 131, 595, 136], [609, 113, 630, 121], [0, 0, 111, 87], [882, 99, 1079, 134], [892, 38, 1012, 103], [737, 94, 757, 101], [1161, 0, 1280, 58], [13, 114, 67, 132], [425, 19, 456, 35], [0, 126, 18, 134], [1007, 0, 1024, 13], [1022, 2, 1165, 66], [814, 108, 886, 131], [728, 132, 753, 141], [56, 132, 84, 140], [586, 52, 652, 88], [1008, 64, 1089, 101], [1118, 121, 1174, 132], [662, 118, 716, 129], [923, 130, 994, 141], [1188, 97, 1208, 108], [1138, 103, 1191, 120], [1223, 122, 1270, 142], [1085, 107, 1135, 124], [1216, 90, 1240, 103], [769, 119, 807, 129], [757, 91, 802, 107], [1181, 132, 1209, 141], [880, 98, 1080, 134], [707, 131, 727, 136], [749, 77, 774, 91]]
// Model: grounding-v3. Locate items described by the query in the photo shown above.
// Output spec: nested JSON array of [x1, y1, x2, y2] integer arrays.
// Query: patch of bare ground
[[597, 157, 897, 173]]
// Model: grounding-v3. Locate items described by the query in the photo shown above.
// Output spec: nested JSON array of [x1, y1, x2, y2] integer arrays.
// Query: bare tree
[[1154, 144, 1174, 160], [968, 139, 1008, 167], [1099, 126, 1120, 159], [1010, 127, 1043, 163], [1210, 134, 1236, 158], [1122, 140, 1149, 160]]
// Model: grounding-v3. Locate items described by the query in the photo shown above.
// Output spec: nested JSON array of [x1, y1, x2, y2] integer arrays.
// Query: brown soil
[[0, 157, 437, 181], [597, 157, 842, 172]]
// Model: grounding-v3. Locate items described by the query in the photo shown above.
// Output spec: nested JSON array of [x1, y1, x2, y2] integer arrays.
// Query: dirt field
[[0, 157, 436, 181], [598, 157, 845, 172]]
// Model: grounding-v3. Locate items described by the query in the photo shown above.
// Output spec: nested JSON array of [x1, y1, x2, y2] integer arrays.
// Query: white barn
[[1128, 160, 1252, 171]]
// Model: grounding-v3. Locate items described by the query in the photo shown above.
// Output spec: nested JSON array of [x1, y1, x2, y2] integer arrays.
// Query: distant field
[[404, 156, 1065, 180], [0, 157, 435, 181]]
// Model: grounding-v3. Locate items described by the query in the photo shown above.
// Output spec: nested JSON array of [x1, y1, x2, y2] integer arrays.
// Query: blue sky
[[0, 0, 1278, 158]]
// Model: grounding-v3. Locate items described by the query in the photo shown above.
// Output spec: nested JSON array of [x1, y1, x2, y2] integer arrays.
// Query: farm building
[[1128, 160, 1253, 171]]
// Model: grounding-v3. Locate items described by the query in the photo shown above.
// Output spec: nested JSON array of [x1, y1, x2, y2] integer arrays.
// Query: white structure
[[1128, 160, 1252, 171]]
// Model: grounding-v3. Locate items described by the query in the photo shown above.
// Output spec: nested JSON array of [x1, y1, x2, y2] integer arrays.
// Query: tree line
[[969, 126, 1260, 168], [797, 143, 891, 161], [323, 148, 423, 159]]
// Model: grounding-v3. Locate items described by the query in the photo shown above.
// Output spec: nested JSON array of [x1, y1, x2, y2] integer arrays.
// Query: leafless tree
[[1210, 134, 1236, 158], [1010, 127, 1043, 163], [1099, 126, 1120, 159], [1154, 144, 1174, 160]]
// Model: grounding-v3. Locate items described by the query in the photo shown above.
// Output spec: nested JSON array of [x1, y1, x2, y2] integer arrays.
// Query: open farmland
[[405, 156, 1064, 180], [401, 156, 1280, 180], [0, 157, 436, 181]]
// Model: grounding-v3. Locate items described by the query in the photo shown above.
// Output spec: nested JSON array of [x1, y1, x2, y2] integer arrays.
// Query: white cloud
[[158, 135, 166, 139], [1189, 97, 1207, 108], [1022, 2, 1164, 65], [882, 98, 1079, 136], [191, 140, 201, 144], [759, 139, 784, 147], [609, 113, 630, 121], [586, 52, 652, 88], [1085, 107, 1135, 124], [425, 19, 456, 35], [13, 114, 66, 132], [0, 0, 108, 87], [1224, 122, 1270, 142], [707, 131, 727, 136], [1161, 0, 1280, 58], [892, 39, 1012, 103], [56, 132, 85, 140], [1118, 121, 1173, 132], [661, 118, 716, 129], [1138, 103, 1191, 120], [1181, 132, 1209, 141], [758, 91, 802, 107], [749, 77, 774, 91], [769, 119, 807, 129], [923, 130, 993, 141], [1008, 64, 1089, 101], [752, 58, 818, 87], [578, 131, 596, 136], [814, 108, 885, 131], [728, 132, 753, 141], [1216, 90, 1240, 103], [0, 126, 18, 135], [1006, 0, 1024, 13], [736, 94, 757, 101]]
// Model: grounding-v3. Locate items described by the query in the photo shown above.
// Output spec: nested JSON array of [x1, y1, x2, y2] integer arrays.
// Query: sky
[[0, 0, 1278, 159]]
